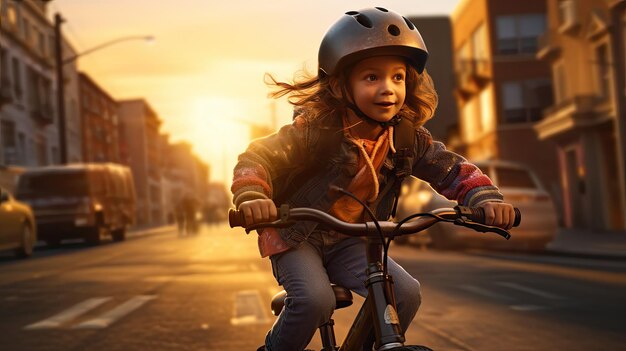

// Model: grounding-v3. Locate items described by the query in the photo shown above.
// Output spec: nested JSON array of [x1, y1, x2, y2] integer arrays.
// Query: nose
[[380, 78, 394, 95]]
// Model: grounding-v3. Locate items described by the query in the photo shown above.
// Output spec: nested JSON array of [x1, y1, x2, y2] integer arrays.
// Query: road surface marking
[[231, 290, 270, 325], [73, 295, 157, 329], [459, 285, 511, 301], [497, 282, 563, 300], [24, 297, 112, 330]]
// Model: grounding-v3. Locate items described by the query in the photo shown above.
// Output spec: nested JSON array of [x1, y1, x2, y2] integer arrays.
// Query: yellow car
[[0, 187, 37, 258]]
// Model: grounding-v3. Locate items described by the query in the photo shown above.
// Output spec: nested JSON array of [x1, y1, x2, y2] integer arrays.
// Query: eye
[[366, 74, 377, 82], [393, 73, 405, 81]]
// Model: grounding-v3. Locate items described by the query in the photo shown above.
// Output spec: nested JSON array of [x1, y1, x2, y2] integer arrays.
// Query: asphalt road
[[0, 223, 625, 351]]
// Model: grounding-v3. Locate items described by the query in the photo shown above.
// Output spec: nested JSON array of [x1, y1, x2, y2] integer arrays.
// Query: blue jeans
[[265, 232, 422, 351]]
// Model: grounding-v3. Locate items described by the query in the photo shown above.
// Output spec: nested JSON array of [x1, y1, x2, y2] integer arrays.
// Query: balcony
[[30, 104, 54, 125], [455, 59, 491, 99], [535, 95, 607, 140], [536, 31, 561, 61]]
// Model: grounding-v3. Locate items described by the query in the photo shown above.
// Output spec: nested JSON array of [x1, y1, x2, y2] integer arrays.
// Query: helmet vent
[[388, 24, 401, 36], [403, 16, 416, 30], [345, 11, 359, 16], [375, 7, 389, 12], [354, 14, 373, 28]]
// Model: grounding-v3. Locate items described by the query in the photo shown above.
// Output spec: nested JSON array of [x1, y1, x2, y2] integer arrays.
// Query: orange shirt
[[258, 124, 393, 258]]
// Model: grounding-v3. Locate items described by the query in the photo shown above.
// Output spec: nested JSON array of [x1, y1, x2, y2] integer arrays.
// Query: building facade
[[0, 0, 82, 166], [79, 72, 120, 163], [534, 0, 626, 231], [117, 99, 163, 226], [452, 0, 562, 218], [1, 0, 60, 166]]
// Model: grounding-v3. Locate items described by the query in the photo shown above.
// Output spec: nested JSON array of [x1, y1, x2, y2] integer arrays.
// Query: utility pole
[[609, 1, 626, 228], [54, 13, 68, 164]]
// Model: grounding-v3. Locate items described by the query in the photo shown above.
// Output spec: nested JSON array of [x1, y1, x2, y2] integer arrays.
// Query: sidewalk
[[546, 227, 626, 259]]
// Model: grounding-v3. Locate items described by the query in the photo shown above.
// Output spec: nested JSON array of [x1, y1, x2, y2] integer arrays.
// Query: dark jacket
[[231, 114, 503, 248]]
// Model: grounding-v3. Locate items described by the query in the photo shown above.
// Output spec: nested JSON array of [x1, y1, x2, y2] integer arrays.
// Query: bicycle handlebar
[[229, 205, 521, 240]]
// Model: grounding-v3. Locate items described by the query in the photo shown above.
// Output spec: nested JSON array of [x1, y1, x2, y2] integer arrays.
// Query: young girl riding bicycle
[[231, 7, 516, 351]]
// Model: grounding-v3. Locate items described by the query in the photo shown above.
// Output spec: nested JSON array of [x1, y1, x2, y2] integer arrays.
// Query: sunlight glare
[[189, 97, 251, 184]]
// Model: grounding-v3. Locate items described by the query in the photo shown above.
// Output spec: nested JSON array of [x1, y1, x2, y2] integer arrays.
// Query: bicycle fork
[[325, 238, 405, 351]]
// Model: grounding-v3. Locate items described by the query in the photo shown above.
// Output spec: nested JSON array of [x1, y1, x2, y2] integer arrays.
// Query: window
[[22, 19, 30, 44], [462, 97, 480, 142], [12, 57, 22, 98], [595, 44, 611, 100], [1, 120, 17, 164], [48, 34, 55, 58], [7, 3, 17, 27], [479, 86, 494, 133], [502, 82, 525, 122], [472, 23, 488, 60], [38, 31, 45, 55], [553, 61, 567, 104], [502, 79, 553, 123], [558, 0, 578, 31], [496, 14, 546, 55], [17, 132, 26, 164], [0, 47, 8, 89]]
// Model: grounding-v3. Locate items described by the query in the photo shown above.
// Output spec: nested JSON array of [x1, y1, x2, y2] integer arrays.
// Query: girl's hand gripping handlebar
[[229, 204, 521, 240]]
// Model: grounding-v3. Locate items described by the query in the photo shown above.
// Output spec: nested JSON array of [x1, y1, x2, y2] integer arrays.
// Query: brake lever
[[453, 218, 511, 240]]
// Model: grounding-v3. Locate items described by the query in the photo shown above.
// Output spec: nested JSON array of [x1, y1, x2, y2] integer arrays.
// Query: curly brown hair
[[266, 60, 438, 129]]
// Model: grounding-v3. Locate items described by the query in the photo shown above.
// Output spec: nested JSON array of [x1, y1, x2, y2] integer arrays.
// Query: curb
[[544, 247, 626, 261], [127, 225, 176, 239]]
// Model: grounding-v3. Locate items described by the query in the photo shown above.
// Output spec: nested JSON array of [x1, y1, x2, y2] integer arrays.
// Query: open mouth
[[375, 102, 395, 107]]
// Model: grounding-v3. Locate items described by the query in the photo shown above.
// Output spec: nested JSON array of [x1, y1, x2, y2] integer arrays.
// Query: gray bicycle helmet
[[319, 7, 428, 77]]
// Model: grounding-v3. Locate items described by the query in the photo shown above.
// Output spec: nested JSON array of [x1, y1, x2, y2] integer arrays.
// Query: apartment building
[[118, 99, 164, 226], [161, 139, 210, 223], [451, 0, 561, 212], [79, 72, 120, 163], [534, 0, 626, 230], [0, 0, 81, 167]]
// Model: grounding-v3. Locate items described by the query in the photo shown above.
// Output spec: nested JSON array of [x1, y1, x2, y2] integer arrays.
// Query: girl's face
[[348, 56, 406, 123]]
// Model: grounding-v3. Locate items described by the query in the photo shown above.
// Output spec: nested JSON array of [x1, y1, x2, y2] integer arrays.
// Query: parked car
[[15, 163, 136, 246], [0, 187, 37, 258], [395, 160, 558, 250]]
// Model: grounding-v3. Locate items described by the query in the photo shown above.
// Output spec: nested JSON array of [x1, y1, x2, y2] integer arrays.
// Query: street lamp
[[62, 35, 155, 65], [54, 12, 154, 164]]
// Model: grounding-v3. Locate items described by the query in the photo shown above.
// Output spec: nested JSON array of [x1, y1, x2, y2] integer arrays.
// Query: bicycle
[[229, 201, 520, 351]]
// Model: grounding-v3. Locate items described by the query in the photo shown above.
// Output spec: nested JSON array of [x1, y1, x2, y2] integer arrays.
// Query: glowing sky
[[49, 0, 460, 184]]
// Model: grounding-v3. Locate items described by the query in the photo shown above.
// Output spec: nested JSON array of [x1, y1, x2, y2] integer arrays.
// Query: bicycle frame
[[230, 205, 518, 351], [338, 235, 404, 351]]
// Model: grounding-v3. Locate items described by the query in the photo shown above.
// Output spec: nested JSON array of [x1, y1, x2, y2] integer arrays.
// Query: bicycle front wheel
[[387, 346, 434, 351]]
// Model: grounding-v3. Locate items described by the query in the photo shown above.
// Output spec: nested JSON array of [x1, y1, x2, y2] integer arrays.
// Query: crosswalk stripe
[[24, 297, 112, 330], [496, 282, 563, 300], [231, 290, 270, 326], [73, 295, 157, 329]]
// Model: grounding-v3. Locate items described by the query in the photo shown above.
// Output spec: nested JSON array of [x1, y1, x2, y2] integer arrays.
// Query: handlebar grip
[[228, 209, 245, 228], [457, 206, 521, 227]]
